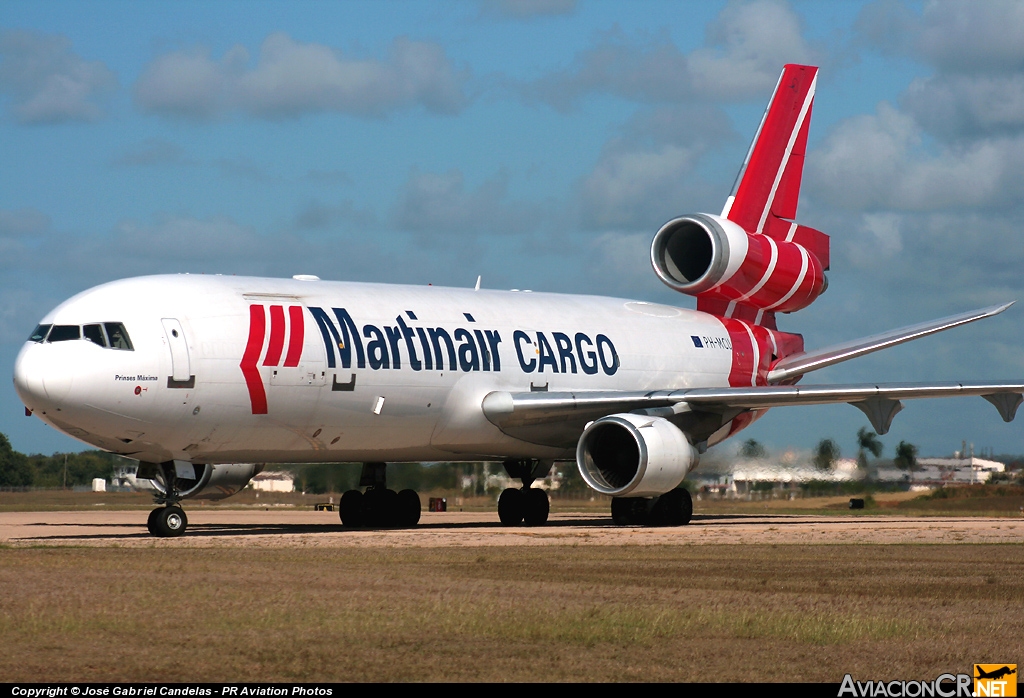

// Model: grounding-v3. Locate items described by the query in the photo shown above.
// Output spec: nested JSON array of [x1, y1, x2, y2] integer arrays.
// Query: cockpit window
[[29, 324, 51, 343], [83, 324, 108, 348], [47, 325, 81, 342], [104, 322, 133, 351]]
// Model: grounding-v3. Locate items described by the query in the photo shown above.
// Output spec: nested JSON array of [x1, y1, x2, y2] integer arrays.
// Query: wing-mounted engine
[[140, 462, 264, 501], [651, 213, 826, 314], [576, 413, 698, 497]]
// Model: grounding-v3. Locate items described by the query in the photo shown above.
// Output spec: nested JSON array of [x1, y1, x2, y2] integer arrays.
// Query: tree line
[[0, 432, 596, 495], [0, 433, 134, 488]]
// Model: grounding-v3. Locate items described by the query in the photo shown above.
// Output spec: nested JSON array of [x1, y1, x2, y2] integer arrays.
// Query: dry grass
[[0, 544, 1021, 682]]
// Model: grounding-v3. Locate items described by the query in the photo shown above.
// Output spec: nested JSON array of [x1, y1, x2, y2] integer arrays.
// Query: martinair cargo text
[[13, 65, 1024, 536]]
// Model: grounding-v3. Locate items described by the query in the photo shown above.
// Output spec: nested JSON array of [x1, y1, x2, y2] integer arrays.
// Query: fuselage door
[[161, 318, 192, 382]]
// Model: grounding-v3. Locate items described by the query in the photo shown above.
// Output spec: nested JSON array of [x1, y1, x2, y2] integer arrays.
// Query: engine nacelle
[[143, 462, 264, 501], [650, 213, 826, 313], [576, 413, 698, 498]]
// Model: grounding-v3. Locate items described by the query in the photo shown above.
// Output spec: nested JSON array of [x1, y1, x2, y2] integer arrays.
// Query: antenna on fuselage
[[474, 275, 481, 291]]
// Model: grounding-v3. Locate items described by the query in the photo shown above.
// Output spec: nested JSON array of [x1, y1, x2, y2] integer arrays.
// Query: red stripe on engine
[[283, 305, 304, 367], [241, 305, 268, 415], [263, 305, 285, 366]]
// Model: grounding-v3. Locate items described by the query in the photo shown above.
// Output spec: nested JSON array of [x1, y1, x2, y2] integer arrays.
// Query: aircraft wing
[[482, 381, 1024, 446]]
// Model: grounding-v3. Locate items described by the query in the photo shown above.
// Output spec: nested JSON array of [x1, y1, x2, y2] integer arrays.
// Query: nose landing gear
[[145, 461, 189, 538], [147, 505, 188, 537]]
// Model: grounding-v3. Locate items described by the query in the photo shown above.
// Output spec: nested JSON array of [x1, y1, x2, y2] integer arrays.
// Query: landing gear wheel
[[339, 489, 364, 528], [651, 488, 693, 527], [498, 488, 524, 525], [522, 487, 549, 526], [610, 497, 650, 526], [146, 507, 160, 535], [153, 506, 187, 537], [397, 489, 421, 527], [361, 488, 399, 527]]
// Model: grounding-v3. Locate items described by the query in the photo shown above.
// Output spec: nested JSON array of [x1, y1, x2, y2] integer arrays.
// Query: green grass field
[[0, 544, 1020, 682]]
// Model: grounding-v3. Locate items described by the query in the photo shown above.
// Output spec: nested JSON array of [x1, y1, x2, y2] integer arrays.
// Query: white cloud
[[526, 0, 819, 110], [0, 30, 116, 124], [577, 105, 736, 229], [0, 207, 50, 236], [903, 73, 1024, 140], [133, 46, 243, 119], [134, 34, 470, 120], [584, 231, 656, 296], [581, 145, 699, 229], [808, 103, 1024, 211], [687, 0, 817, 99], [845, 213, 903, 269], [913, 0, 1024, 74], [395, 168, 548, 237]]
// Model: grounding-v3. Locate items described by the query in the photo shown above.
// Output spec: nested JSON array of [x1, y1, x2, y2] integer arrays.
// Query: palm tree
[[740, 439, 767, 459], [894, 441, 918, 471], [856, 427, 883, 469], [814, 438, 841, 471]]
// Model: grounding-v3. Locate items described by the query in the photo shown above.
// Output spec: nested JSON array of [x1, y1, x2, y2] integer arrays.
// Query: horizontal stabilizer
[[766, 303, 1013, 383]]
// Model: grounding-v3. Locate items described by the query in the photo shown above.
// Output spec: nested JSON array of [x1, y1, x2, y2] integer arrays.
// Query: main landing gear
[[147, 461, 189, 538], [497, 459, 552, 526], [339, 462, 421, 528], [611, 488, 693, 527]]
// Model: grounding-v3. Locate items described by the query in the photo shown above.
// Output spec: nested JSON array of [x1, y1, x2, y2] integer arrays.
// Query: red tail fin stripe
[[771, 103, 812, 221], [263, 305, 286, 367], [725, 65, 817, 232], [241, 304, 268, 415], [755, 71, 817, 234], [283, 305, 304, 367]]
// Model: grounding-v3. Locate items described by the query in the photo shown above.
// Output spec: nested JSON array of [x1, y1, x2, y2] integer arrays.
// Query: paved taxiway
[[1, 510, 1021, 546]]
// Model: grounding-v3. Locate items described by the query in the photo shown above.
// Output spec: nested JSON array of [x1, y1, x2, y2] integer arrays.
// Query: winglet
[[767, 302, 1014, 383]]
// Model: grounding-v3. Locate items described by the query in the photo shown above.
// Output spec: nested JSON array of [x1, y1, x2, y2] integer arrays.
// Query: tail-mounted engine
[[650, 65, 831, 322], [651, 213, 826, 314], [576, 413, 698, 497]]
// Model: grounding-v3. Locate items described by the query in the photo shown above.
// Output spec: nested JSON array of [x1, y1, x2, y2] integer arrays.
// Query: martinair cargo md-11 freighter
[[12, 65, 1024, 537]]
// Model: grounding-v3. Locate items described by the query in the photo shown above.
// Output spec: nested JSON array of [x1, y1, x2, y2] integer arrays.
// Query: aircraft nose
[[13, 342, 54, 410]]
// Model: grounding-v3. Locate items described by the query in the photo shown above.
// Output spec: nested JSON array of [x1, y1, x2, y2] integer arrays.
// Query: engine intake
[[651, 213, 826, 313], [576, 413, 697, 497]]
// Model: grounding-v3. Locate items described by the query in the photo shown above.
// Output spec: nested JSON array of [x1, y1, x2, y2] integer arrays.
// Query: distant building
[[110, 462, 157, 491], [875, 456, 1005, 485], [251, 471, 295, 492], [691, 454, 863, 496]]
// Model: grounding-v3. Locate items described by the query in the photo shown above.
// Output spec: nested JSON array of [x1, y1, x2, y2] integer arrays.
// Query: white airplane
[[12, 65, 1024, 537]]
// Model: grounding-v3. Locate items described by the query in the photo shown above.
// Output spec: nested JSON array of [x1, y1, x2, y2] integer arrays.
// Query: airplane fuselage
[[13, 274, 766, 465]]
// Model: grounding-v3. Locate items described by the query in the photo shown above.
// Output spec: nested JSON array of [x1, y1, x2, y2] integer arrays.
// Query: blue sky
[[3, 0, 1024, 461]]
